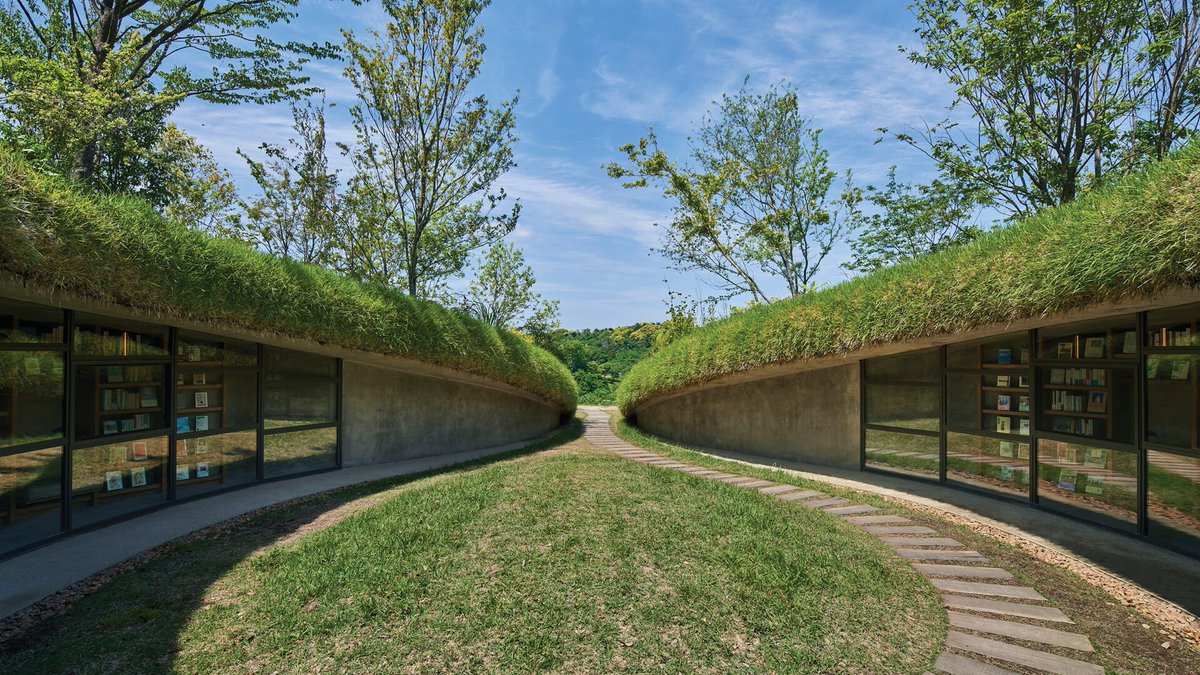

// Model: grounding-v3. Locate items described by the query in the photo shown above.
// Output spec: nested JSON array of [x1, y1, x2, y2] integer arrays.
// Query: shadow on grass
[[0, 421, 583, 674]]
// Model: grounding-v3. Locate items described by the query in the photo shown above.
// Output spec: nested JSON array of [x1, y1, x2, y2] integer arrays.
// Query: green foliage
[[457, 242, 559, 332], [617, 142, 1200, 415], [0, 0, 337, 184], [892, 0, 1200, 219], [845, 167, 987, 273], [607, 79, 861, 304], [340, 0, 519, 298], [231, 101, 340, 265], [0, 149, 577, 410], [542, 324, 660, 405]]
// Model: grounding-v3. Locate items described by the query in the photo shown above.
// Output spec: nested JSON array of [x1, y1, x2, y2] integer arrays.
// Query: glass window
[[1038, 366, 1134, 444], [1147, 450, 1200, 556], [864, 350, 939, 383], [1146, 304, 1200, 348], [71, 436, 169, 528], [175, 431, 257, 496], [1036, 439, 1137, 532], [177, 335, 257, 367], [947, 372, 1031, 433], [264, 348, 337, 380], [948, 334, 1031, 370], [0, 351, 64, 450], [946, 433, 1030, 498], [0, 300, 64, 344], [74, 365, 166, 440], [264, 427, 336, 478], [72, 315, 168, 358], [866, 384, 940, 432], [1038, 317, 1137, 361], [264, 380, 336, 429], [1146, 354, 1198, 451], [0, 445, 62, 555], [864, 428, 939, 479]]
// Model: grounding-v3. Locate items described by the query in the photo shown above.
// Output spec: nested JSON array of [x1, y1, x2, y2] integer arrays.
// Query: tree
[[608, 79, 861, 304], [0, 0, 337, 185], [890, 0, 1200, 220], [457, 242, 559, 333], [341, 0, 519, 298], [845, 168, 986, 273], [158, 126, 239, 233], [233, 101, 339, 265]]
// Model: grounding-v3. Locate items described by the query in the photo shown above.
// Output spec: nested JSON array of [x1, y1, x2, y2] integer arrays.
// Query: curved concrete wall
[[341, 361, 563, 467], [634, 363, 860, 470]]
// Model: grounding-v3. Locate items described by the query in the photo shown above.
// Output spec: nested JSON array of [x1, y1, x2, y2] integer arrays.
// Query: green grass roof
[[617, 142, 1200, 416], [0, 150, 577, 411]]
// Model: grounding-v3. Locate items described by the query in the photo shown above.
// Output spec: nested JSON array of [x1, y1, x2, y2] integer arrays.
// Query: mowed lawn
[[0, 424, 944, 673]]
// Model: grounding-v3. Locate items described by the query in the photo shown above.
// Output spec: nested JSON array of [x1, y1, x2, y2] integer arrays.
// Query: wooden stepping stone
[[845, 514, 911, 525], [934, 652, 1018, 675], [759, 484, 800, 495], [914, 564, 1014, 581], [897, 549, 987, 562], [945, 631, 1103, 675], [825, 504, 880, 516], [931, 579, 1044, 601], [776, 490, 826, 501], [736, 480, 775, 489], [941, 594, 1072, 624], [720, 476, 757, 484], [948, 612, 1093, 652], [706, 473, 737, 480], [803, 497, 850, 508], [864, 525, 938, 535], [881, 537, 964, 548]]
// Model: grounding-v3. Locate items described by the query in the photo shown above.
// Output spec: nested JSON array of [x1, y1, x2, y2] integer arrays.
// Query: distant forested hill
[[540, 324, 660, 405]]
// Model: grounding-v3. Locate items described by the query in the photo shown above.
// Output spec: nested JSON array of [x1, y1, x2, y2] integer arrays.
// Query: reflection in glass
[[264, 347, 337, 380], [74, 365, 166, 440], [1146, 304, 1200, 348], [71, 436, 168, 528], [947, 333, 1031, 370], [1038, 317, 1136, 360], [1148, 450, 1200, 556], [264, 380, 337, 429], [864, 428, 939, 478], [0, 351, 64, 450], [864, 350, 939, 383], [1038, 366, 1134, 443], [1146, 354, 1198, 451], [865, 384, 939, 431], [265, 427, 336, 478], [0, 445, 62, 555], [176, 431, 258, 496], [72, 315, 168, 357], [946, 433, 1029, 498], [177, 334, 257, 367], [1036, 439, 1137, 531], [0, 300, 64, 344]]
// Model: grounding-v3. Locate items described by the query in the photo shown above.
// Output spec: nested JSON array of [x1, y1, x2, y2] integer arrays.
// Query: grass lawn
[[0, 421, 944, 674]]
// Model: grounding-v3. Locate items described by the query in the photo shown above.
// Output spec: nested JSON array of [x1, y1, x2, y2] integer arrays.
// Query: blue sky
[[176, 0, 960, 329]]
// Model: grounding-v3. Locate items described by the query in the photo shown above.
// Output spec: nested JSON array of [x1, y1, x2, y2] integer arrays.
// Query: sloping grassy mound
[[0, 150, 577, 410], [618, 143, 1200, 415]]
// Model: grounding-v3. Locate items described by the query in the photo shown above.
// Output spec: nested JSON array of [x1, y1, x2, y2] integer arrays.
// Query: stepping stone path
[[580, 411, 1105, 675]]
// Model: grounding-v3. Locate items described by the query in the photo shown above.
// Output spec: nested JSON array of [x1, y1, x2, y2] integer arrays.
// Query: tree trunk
[[72, 141, 99, 184]]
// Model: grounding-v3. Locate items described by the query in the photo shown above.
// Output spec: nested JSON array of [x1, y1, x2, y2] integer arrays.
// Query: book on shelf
[[998, 348, 1012, 364], [1018, 396, 1030, 412], [177, 464, 190, 481], [1020, 347, 1030, 364], [177, 417, 191, 433], [1086, 391, 1106, 413], [105, 470, 124, 491], [1171, 360, 1191, 380], [1153, 327, 1194, 347], [119, 418, 134, 433], [1057, 342, 1074, 358], [132, 441, 148, 461], [1050, 368, 1065, 384], [1057, 469, 1078, 491], [1018, 376, 1029, 387], [996, 416, 1011, 433], [1084, 476, 1105, 495], [1084, 447, 1107, 468], [196, 462, 210, 479], [1019, 419, 1030, 435], [1122, 331, 1137, 354], [1083, 337, 1105, 359], [996, 375, 1010, 387], [140, 386, 158, 408], [193, 373, 206, 385], [999, 441, 1016, 458], [196, 415, 209, 432], [997, 394, 1011, 411], [194, 392, 209, 408], [130, 466, 147, 487]]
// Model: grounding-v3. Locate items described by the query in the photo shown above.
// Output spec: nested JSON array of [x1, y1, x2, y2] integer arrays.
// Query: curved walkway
[[582, 409, 1104, 675]]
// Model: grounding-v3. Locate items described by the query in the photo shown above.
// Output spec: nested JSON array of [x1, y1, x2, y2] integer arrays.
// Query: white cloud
[[580, 61, 674, 123]]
